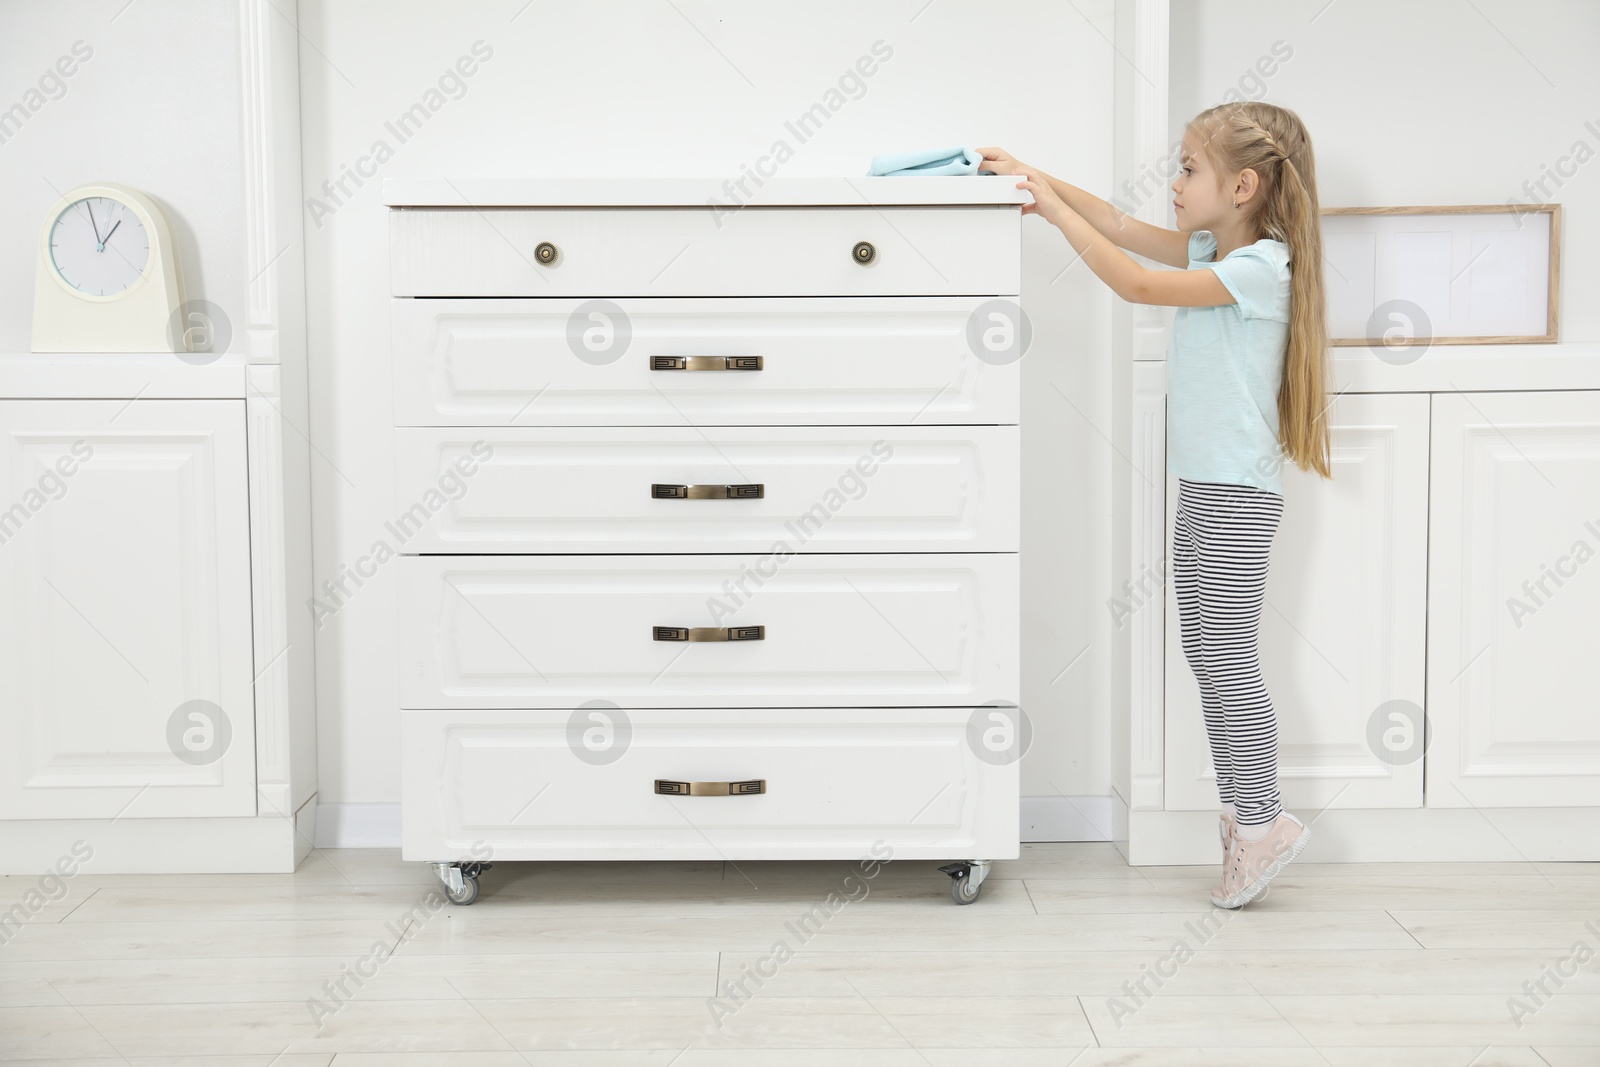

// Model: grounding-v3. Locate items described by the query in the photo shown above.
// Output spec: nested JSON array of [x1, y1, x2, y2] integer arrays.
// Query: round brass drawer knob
[[535, 241, 559, 266], [852, 240, 876, 265]]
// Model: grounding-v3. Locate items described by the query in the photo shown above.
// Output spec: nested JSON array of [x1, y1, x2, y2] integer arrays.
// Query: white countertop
[[382, 176, 1031, 208], [0, 352, 250, 399], [1329, 342, 1600, 393]]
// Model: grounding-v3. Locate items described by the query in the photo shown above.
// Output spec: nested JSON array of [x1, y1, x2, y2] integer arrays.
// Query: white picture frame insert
[[1322, 204, 1560, 346]]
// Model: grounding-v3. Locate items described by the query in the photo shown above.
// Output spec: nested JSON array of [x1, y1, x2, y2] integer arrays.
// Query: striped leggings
[[1171, 478, 1285, 829]]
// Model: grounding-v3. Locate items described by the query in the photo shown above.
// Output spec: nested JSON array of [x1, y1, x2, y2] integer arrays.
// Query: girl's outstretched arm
[[978, 148, 1190, 268], [1013, 173, 1233, 309]]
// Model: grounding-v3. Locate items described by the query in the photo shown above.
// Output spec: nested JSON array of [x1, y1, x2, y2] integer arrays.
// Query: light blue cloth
[[1166, 230, 1293, 494], [866, 146, 990, 176]]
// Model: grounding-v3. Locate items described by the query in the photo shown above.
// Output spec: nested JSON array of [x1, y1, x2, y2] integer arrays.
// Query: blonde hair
[[1189, 101, 1331, 478]]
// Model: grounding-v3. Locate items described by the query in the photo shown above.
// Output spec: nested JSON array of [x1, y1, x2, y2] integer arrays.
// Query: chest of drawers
[[386, 177, 1025, 905]]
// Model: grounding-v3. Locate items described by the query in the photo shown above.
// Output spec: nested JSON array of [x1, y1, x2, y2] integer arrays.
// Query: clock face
[[49, 196, 150, 297]]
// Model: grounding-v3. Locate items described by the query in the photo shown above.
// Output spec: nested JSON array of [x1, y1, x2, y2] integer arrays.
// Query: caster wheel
[[434, 861, 489, 905], [444, 874, 479, 905], [937, 861, 987, 905], [949, 872, 981, 905]]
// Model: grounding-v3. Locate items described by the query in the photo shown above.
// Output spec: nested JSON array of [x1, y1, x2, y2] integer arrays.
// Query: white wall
[[296, 0, 1120, 839], [1169, 0, 1599, 342], [0, 0, 244, 353]]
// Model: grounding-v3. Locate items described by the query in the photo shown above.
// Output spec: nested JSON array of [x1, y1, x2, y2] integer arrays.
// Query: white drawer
[[400, 708, 1020, 862], [393, 425, 1019, 554], [389, 206, 1019, 297], [391, 297, 1022, 427], [397, 553, 1018, 710]]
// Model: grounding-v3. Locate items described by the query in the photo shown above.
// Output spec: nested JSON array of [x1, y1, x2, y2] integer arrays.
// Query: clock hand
[[84, 200, 104, 249], [102, 219, 122, 246]]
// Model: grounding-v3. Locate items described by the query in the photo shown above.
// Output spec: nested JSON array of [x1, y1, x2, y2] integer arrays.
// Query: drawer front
[[393, 425, 1019, 554], [398, 553, 1018, 709], [390, 206, 1019, 297], [400, 708, 1020, 861], [391, 297, 1022, 427]]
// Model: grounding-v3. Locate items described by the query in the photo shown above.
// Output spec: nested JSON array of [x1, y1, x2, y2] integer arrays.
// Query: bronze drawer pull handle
[[652, 483, 764, 499], [650, 355, 763, 371], [652, 625, 764, 642], [534, 241, 558, 265], [852, 240, 876, 265], [655, 779, 766, 796]]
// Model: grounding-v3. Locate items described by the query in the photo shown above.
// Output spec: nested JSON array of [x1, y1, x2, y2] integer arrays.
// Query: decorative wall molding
[[237, 0, 318, 837], [1129, 360, 1166, 810], [1113, 0, 1172, 826], [247, 363, 291, 817], [239, 0, 296, 366]]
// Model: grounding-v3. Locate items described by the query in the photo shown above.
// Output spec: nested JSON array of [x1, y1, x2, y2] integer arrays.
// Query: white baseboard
[[314, 796, 1117, 849], [0, 816, 303, 874], [313, 802, 402, 848]]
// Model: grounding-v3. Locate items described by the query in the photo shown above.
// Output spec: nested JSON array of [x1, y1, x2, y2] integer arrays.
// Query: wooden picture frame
[[1321, 204, 1560, 346]]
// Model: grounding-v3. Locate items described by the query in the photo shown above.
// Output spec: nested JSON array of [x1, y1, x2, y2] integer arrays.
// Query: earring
[[1232, 198, 1240, 209]]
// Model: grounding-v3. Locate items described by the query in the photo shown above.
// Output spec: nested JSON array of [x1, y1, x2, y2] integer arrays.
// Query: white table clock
[[32, 183, 186, 352]]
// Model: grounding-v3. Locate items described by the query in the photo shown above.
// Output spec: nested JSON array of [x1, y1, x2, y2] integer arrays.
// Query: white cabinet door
[[1427, 391, 1600, 807], [1165, 393, 1430, 811], [0, 401, 256, 819]]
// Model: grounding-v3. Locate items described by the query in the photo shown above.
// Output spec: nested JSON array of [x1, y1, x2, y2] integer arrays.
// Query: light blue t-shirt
[[1167, 230, 1292, 494]]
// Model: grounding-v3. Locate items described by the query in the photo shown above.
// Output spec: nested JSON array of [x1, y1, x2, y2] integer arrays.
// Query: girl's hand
[[977, 148, 1075, 227], [1014, 171, 1073, 229], [975, 146, 1032, 177]]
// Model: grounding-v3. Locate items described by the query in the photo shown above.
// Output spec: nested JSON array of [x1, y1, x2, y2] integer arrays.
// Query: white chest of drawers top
[[387, 178, 1025, 907]]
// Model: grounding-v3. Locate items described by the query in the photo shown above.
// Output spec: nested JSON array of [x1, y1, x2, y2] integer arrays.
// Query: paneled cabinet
[[1136, 382, 1600, 862], [0, 400, 256, 819], [1426, 390, 1600, 807]]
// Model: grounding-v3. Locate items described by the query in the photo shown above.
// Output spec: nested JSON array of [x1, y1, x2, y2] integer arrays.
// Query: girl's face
[[1171, 128, 1231, 233]]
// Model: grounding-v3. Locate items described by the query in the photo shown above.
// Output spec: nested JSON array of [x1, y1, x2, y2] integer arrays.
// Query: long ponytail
[[1191, 102, 1331, 478]]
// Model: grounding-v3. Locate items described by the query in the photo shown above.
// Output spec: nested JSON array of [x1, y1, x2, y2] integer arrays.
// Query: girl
[[980, 100, 1330, 909]]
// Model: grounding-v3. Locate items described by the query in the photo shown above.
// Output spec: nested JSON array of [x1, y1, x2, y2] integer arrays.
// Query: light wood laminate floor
[[2, 844, 1598, 1065]]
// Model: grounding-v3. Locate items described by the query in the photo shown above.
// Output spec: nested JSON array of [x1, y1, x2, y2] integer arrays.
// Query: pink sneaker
[[1211, 812, 1269, 901], [1211, 812, 1308, 909], [1212, 812, 1235, 898]]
